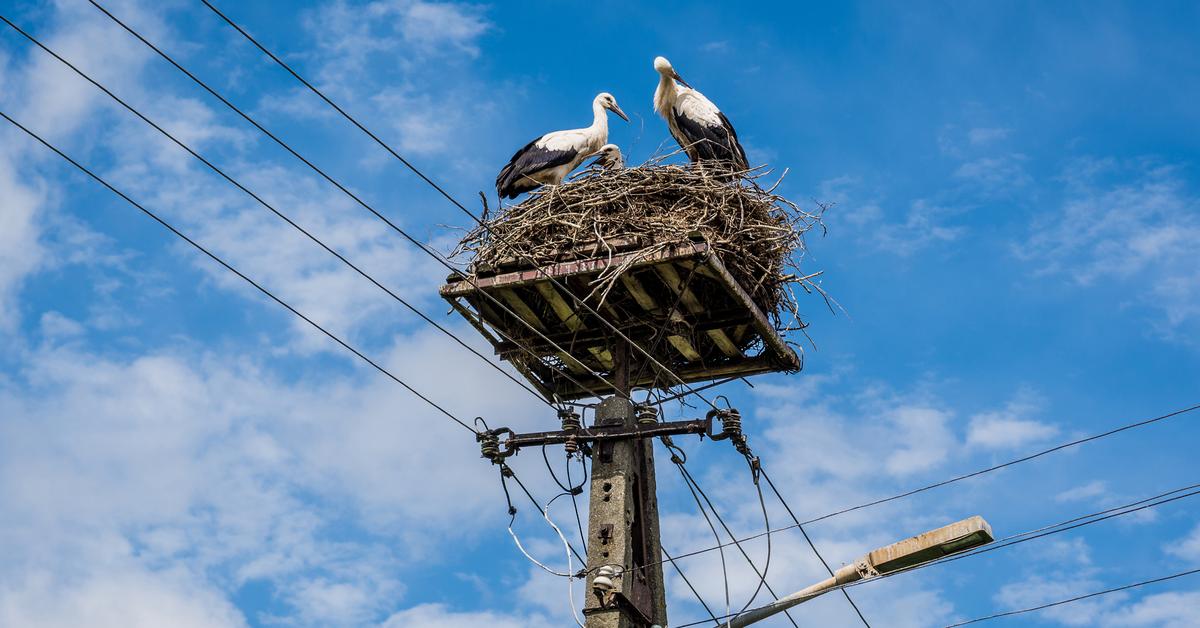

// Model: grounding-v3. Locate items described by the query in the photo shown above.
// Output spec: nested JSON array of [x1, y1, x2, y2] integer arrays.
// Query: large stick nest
[[454, 158, 825, 332]]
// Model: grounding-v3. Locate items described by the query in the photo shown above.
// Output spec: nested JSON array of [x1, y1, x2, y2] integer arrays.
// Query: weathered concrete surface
[[583, 396, 667, 627]]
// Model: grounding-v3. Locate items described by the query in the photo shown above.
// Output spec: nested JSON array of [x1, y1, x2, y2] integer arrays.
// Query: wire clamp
[[477, 427, 516, 465]]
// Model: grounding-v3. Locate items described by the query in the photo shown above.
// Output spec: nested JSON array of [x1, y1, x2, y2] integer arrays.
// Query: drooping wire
[[0, 108, 478, 433], [499, 464, 586, 626], [663, 437, 732, 625], [545, 492, 587, 628], [198, 0, 732, 412], [81, 1, 618, 402], [758, 464, 872, 627], [729, 461, 773, 622], [541, 443, 588, 555], [681, 399, 788, 627], [506, 463, 587, 566], [662, 545, 723, 627], [943, 567, 1200, 627], [564, 452, 588, 556], [499, 476, 575, 577], [673, 481, 1200, 627], [0, 12, 556, 409]]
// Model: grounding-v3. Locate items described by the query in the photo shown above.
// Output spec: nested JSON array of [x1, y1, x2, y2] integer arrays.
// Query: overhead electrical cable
[[801, 401, 1200, 527], [943, 567, 1200, 627], [642, 401, 1200, 568], [758, 463, 873, 627], [0, 12, 554, 407], [667, 446, 800, 628], [0, 108, 475, 434], [673, 481, 1200, 627], [73, 2, 618, 403], [196, 0, 735, 411]]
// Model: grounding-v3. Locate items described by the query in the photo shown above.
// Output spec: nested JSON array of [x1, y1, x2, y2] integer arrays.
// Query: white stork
[[496, 93, 629, 199], [588, 143, 624, 170], [652, 56, 748, 170]]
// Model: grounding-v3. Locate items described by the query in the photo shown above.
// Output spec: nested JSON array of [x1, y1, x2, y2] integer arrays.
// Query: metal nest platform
[[440, 238, 802, 401]]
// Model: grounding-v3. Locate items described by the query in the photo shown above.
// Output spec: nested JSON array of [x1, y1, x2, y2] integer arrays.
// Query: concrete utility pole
[[582, 342, 667, 627], [442, 244, 805, 626]]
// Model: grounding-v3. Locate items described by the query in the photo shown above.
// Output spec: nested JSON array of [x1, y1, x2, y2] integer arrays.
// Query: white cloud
[[37, 311, 85, 340], [1096, 591, 1200, 627], [0, 565, 247, 628], [0, 323, 548, 624], [997, 575, 1200, 628], [967, 127, 1011, 146], [966, 394, 1057, 450], [817, 176, 967, 256], [0, 152, 46, 331], [1019, 158, 1200, 340], [995, 575, 1121, 626], [883, 405, 955, 476], [1166, 524, 1200, 564], [381, 603, 556, 628], [1055, 480, 1108, 503], [953, 153, 1031, 191], [399, 2, 490, 58], [304, 0, 490, 85]]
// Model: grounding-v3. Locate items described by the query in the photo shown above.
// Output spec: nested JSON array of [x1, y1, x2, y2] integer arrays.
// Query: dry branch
[[453, 157, 825, 333]]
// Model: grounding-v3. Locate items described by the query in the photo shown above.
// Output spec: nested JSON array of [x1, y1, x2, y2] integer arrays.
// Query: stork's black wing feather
[[717, 111, 749, 170], [496, 137, 578, 199], [672, 108, 748, 170]]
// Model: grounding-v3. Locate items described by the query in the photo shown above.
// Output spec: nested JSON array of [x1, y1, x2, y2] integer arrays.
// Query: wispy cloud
[[1018, 158, 1200, 341], [967, 126, 1010, 146], [818, 176, 968, 257], [1055, 480, 1108, 503], [966, 391, 1057, 450]]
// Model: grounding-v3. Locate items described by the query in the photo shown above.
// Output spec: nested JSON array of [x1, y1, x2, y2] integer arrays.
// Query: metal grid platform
[[440, 239, 801, 401]]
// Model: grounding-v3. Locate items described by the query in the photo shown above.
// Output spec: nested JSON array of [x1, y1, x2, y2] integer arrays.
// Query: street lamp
[[727, 515, 994, 627]]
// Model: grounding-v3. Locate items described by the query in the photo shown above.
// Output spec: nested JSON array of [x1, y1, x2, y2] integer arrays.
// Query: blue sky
[[1, 1, 1198, 626]]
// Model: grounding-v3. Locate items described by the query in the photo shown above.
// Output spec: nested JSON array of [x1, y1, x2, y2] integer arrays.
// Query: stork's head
[[653, 55, 690, 88], [598, 144, 623, 166], [595, 92, 629, 122], [588, 143, 624, 170]]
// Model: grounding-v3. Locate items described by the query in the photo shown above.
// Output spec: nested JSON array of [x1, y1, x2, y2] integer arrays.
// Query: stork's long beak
[[610, 103, 630, 122], [671, 70, 692, 89]]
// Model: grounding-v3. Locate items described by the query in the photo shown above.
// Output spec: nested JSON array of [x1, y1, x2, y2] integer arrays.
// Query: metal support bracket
[[491, 417, 712, 457]]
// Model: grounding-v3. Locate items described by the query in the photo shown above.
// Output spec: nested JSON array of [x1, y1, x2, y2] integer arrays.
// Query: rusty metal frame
[[440, 241, 801, 401]]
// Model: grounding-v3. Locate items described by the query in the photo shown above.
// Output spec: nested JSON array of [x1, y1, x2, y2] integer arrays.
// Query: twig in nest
[[452, 156, 827, 336]]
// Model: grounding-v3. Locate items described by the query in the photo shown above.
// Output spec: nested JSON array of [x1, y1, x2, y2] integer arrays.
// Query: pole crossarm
[[484, 418, 711, 460], [477, 407, 752, 465]]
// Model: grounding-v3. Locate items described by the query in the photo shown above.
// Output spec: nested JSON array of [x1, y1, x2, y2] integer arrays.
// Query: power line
[[197, 0, 730, 412], [758, 464, 872, 627], [0, 108, 475, 434], [884, 484, 1200, 580], [944, 567, 1200, 627], [505, 463, 588, 566], [662, 545, 723, 627], [645, 401, 1200, 568], [801, 401, 1200, 527], [79, 0, 618, 403], [0, 12, 551, 408], [673, 447, 733, 625], [674, 481, 1200, 627], [669, 446, 801, 628]]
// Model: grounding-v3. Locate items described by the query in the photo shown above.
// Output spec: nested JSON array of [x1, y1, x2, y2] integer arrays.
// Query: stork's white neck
[[591, 97, 609, 142], [653, 73, 677, 116]]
